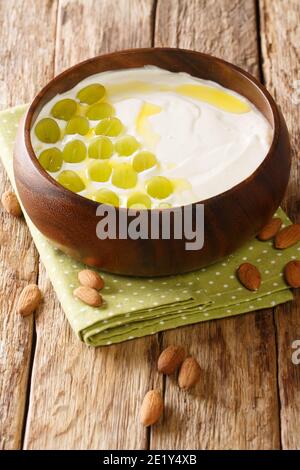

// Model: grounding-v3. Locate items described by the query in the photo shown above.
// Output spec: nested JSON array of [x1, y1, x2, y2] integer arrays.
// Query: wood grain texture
[[23, 0, 160, 450], [151, 0, 280, 450], [155, 0, 260, 75], [260, 0, 300, 449], [0, 0, 58, 449], [54, 0, 155, 72], [24, 264, 160, 449]]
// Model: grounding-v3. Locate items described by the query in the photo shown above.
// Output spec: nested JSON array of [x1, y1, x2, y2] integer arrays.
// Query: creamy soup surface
[[31, 66, 273, 208]]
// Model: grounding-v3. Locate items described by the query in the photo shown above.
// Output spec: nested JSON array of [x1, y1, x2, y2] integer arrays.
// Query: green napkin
[[0, 106, 296, 346]]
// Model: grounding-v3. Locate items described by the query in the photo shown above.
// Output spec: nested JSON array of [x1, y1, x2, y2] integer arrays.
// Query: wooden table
[[0, 0, 299, 450]]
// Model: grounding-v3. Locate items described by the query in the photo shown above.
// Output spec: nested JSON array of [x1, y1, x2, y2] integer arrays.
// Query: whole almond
[[17, 284, 41, 316], [284, 260, 300, 288], [275, 223, 300, 249], [78, 269, 104, 290], [257, 217, 282, 241], [157, 345, 185, 375], [140, 390, 163, 426], [178, 357, 201, 390], [73, 286, 102, 307], [1, 191, 22, 217], [237, 263, 261, 291]]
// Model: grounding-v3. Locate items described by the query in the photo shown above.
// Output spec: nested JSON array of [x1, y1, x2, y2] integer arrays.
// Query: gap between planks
[[255, 0, 283, 449], [0, 0, 59, 450]]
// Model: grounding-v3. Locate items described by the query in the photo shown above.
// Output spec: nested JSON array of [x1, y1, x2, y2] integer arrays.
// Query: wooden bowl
[[14, 48, 291, 276]]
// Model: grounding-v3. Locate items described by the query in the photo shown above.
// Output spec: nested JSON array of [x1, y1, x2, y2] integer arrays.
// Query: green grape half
[[76, 83, 106, 105], [115, 136, 140, 156], [57, 170, 85, 193], [62, 140, 87, 163], [85, 102, 115, 120], [88, 160, 112, 182], [132, 151, 157, 172], [51, 99, 77, 120], [88, 137, 113, 159], [127, 192, 151, 209], [34, 118, 60, 143], [65, 116, 89, 135], [94, 188, 119, 207], [111, 163, 137, 189], [95, 117, 124, 137], [38, 147, 63, 173], [146, 176, 173, 199]]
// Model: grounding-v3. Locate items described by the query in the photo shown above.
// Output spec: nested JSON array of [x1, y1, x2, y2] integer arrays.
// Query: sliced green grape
[[62, 140, 86, 163], [57, 170, 85, 193], [112, 163, 137, 189], [38, 147, 63, 173], [88, 160, 112, 182], [146, 176, 173, 199], [115, 136, 140, 156], [95, 117, 124, 136], [34, 118, 60, 143], [88, 137, 113, 159], [94, 188, 119, 206], [51, 99, 77, 120], [85, 102, 115, 120], [132, 151, 157, 172], [76, 84, 106, 105], [65, 116, 89, 135], [127, 192, 151, 209]]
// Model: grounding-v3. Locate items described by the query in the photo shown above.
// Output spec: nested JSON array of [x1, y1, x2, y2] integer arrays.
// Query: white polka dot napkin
[[0, 106, 295, 346]]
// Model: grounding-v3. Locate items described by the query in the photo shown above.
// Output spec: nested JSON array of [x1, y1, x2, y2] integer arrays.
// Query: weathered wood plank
[[23, 0, 159, 450], [54, 0, 155, 72], [25, 264, 161, 449], [0, 0, 58, 449], [155, 0, 259, 73], [151, 0, 280, 450], [260, 0, 300, 449]]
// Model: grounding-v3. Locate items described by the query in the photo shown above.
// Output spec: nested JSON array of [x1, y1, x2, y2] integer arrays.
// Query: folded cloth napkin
[[0, 106, 296, 346]]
